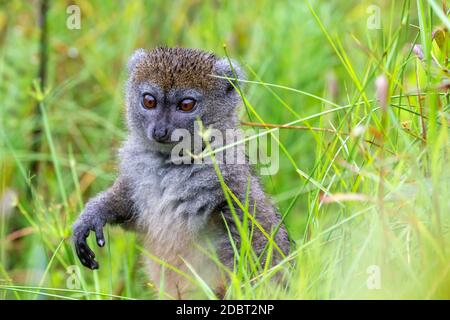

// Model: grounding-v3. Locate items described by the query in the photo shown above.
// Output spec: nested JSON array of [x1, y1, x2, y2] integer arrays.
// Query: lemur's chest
[[130, 161, 191, 233], [126, 157, 221, 296], [126, 154, 215, 244]]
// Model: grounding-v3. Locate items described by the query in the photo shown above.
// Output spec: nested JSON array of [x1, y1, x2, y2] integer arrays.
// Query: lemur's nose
[[152, 126, 170, 143]]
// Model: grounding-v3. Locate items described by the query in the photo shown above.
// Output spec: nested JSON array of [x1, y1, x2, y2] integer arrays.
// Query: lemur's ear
[[214, 58, 246, 93], [127, 48, 147, 74]]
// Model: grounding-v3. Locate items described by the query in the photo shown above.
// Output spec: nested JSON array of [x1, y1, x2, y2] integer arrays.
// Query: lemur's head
[[125, 47, 244, 152]]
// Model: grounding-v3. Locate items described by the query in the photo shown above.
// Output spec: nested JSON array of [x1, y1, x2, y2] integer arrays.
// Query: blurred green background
[[0, 0, 449, 299]]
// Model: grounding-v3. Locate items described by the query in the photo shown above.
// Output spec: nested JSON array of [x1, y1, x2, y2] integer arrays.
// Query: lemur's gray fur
[[73, 47, 290, 298]]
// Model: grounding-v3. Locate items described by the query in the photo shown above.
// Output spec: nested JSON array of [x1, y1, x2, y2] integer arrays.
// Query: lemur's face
[[125, 48, 243, 152]]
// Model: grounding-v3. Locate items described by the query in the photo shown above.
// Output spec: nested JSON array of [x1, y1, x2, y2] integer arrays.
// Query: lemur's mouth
[[148, 138, 177, 154], [154, 140, 173, 145]]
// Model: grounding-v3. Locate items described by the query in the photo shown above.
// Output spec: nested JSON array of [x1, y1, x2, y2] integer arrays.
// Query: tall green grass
[[0, 0, 448, 299]]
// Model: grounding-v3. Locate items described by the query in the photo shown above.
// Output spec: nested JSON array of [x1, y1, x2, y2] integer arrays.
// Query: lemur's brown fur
[[131, 47, 218, 91]]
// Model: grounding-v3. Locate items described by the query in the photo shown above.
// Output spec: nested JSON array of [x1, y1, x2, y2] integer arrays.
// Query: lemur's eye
[[142, 94, 156, 109], [177, 98, 196, 112]]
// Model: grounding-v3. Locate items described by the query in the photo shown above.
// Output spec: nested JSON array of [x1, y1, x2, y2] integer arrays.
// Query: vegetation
[[0, 0, 449, 299]]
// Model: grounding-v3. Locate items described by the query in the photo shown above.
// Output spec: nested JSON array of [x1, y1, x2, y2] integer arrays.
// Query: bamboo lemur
[[72, 47, 290, 298]]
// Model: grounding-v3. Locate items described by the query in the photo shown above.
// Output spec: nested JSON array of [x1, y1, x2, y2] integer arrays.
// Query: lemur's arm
[[72, 177, 135, 270]]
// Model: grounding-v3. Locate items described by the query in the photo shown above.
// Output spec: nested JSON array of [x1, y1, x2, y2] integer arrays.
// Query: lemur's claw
[[95, 226, 105, 247]]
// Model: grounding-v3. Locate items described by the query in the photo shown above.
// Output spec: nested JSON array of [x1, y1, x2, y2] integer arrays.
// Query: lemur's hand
[[73, 215, 106, 270]]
